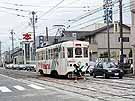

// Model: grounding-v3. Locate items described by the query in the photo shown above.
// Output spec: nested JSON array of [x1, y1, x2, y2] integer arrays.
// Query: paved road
[[0, 73, 95, 101], [1, 67, 135, 101]]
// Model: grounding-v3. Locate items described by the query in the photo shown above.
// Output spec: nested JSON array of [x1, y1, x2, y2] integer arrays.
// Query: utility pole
[[0, 41, 1, 58], [119, 0, 124, 68], [106, 0, 111, 62], [104, 0, 112, 61], [46, 26, 48, 41], [10, 29, 15, 52], [31, 11, 37, 60]]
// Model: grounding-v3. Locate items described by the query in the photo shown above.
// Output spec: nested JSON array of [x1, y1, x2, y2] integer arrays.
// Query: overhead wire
[[0, 6, 31, 12], [67, 0, 132, 30], [38, 0, 65, 19], [0, 0, 133, 35]]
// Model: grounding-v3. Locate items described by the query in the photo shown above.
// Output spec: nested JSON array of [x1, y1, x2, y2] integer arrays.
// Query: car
[[25, 64, 36, 72], [5, 64, 13, 69], [130, 64, 133, 73], [93, 62, 124, 79], [12, 64, 20, 70], [18, 64, 26, 70]]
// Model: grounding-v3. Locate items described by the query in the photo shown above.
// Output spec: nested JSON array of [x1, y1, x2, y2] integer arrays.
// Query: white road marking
[[13, 85, 26, 91], [28, 84, 45, 90], [0, 86, 12, 92]]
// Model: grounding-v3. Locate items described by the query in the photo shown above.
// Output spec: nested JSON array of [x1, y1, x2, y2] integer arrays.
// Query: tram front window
[[75, 48, 82, 58], [67, 48, 73, 58]]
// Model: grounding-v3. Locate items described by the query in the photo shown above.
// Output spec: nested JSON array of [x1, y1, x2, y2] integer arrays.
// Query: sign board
[[22, 32, 33, 42], [103, 0, 113, 23]]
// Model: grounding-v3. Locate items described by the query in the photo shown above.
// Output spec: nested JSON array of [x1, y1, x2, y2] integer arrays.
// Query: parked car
[[18, 64, 26, 70], [25, 64, 36, 72], [12, 64, 20, 70], [5, 64, 13, 69], [93, 62, 124, 79]]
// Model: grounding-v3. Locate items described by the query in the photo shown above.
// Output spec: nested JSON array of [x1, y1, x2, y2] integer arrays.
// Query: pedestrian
[[73, 63, 82, 83]]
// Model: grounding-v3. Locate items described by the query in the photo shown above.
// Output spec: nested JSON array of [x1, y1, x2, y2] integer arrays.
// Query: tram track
[[0, 68, 134, 100], [33, 76, 134, 100]]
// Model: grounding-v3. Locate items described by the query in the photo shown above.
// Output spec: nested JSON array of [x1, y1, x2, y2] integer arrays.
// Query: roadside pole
[[119, 0, 124, 69]]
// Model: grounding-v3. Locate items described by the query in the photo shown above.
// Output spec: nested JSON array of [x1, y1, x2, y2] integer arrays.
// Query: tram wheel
[[39, 70, 44, 75]]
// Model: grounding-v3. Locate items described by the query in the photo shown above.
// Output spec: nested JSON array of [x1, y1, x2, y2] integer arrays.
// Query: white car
[[5, 64, 14, 69]]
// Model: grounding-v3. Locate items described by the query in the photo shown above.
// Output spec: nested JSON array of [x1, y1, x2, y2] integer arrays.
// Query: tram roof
[[36, 40, 89, 52]]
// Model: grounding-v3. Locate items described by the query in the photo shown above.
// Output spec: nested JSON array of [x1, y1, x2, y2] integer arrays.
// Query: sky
[[0, 0, 131, 52]]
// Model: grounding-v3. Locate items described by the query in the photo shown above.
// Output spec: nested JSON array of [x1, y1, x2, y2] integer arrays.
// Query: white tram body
[[36, 40, 89, 77]]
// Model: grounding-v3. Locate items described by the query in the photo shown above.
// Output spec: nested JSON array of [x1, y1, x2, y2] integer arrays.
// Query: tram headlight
[[120, 69, 123, 72]]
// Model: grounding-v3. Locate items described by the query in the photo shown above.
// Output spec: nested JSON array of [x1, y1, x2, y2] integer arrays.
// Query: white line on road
[[28, 84, 45, 90], [0, 86, 12, 92], [13, 85, 26, 91]]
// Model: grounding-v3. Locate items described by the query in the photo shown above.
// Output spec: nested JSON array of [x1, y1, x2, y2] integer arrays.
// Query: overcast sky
[[0, 0, 131, 52]]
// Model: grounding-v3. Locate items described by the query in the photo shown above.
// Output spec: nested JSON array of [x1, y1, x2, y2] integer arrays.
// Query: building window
[[118, 37, 129, 42]]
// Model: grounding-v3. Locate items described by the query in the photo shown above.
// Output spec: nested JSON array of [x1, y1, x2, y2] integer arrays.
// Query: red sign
[[40, 64, 50, 69], [23, 33, 31, 41]]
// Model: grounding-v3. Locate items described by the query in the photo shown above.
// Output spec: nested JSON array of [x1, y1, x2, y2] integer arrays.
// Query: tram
[[36, 40, 89, 78]]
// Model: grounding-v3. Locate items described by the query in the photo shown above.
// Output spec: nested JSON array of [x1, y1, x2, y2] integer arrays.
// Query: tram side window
[[51, 49, 53, 59], [67, 48, 73, 58], [43, 52, 45, 60], [48, 49, 50, 59], [54, 48, 59, 59], [46, 49, 48, 60], [84, 48, 88, 57], [63, 47, 65, 58], [39, 52, 42, 60], [41, 52, 44, 60], [60, 47, 65, 58]]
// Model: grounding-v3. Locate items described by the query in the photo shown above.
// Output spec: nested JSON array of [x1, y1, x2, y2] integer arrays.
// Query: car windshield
[[103, 62, 117, 68]]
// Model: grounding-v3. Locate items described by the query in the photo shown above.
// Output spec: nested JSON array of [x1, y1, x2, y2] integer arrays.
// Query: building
[[130, 0, 135, 74], [64, 23, 131, 61], [11, 48, 23, 64]]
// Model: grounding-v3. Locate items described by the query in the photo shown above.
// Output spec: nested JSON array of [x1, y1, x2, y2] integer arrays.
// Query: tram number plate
[[115, 73, 119, 76]]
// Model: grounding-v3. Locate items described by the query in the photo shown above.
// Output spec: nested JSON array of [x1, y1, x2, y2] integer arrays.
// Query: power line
[[67, 0, 132, 29], [0, 6, 31, 12], [39, 0, 65, 19], [68, 5, 131, 30], [0, 10, 29, 18]]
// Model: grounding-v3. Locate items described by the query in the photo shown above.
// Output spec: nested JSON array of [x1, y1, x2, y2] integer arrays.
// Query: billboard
[[103, 0, 113, 23]]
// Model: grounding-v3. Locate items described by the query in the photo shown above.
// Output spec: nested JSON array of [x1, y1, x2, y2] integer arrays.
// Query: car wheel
[[39, 70, 44, 75], [90, 72, 93, 76], [93, 73, 96, 78], [119, 76, 123, 79], [103, 73, 109, 79]]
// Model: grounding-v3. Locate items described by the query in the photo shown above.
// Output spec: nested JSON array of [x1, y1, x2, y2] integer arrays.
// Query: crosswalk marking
[[28, 84, 45, 90], [13, 85, 26, 91], [0, 86, 12, 92], [0, 84, 45, 93]]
